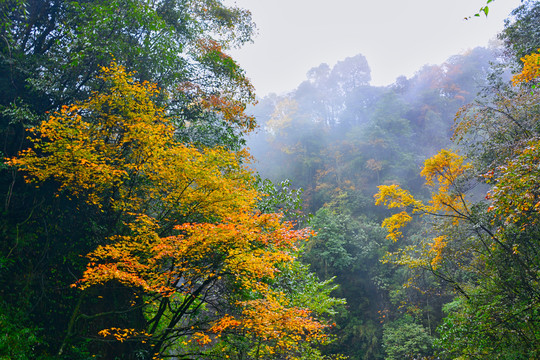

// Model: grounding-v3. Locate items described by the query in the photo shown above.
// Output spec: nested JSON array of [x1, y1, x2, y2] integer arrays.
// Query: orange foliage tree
[[8, 63, 335, 359]]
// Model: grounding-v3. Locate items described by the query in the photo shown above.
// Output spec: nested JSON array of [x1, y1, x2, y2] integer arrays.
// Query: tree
[[0, 0, 256, 154], [512, 48, 540, 86], [374, 53, 540, 357], [7, 63, 339, 359], [382, 315, 433, 360], [499, 0, 540, 66], [1, 1, 259, 357], [329, 54, 371, 94]]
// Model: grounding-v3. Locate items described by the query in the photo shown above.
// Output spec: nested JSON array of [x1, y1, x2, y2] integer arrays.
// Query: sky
[[226, 0, 523, 96]]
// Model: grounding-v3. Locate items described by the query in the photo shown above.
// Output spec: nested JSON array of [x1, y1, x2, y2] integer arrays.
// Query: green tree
[[382, 315, 433, 360], [304, 207, 391, 359], [499, 0, 540, 66]]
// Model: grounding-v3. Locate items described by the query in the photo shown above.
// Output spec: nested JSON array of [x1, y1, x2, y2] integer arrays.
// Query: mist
[[246, 46, 500, 212]]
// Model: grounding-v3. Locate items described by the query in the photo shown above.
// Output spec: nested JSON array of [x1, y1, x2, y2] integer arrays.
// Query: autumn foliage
[[512, 48, 540, 86], [374, 150, 471, 269], [372, 43, 540, 357], [7, 63, 332, 358]]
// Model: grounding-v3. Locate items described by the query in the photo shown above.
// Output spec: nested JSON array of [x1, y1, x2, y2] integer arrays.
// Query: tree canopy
[[0, 1, 343, 359]]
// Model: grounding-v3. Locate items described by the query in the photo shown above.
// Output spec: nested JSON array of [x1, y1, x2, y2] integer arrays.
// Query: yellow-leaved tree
[[374, 150, 473, 270], [8, 63, 334, 359], [512, 48, 540, 86]]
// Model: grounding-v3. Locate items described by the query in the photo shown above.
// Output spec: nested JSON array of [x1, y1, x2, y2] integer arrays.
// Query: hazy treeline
[[248, 46, 497, 212]]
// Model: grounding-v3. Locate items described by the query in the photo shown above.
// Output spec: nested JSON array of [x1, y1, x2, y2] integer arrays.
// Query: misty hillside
[[247, 46, 499, 213]]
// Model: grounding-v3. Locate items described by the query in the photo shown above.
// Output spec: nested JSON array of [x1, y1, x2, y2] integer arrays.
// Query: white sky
[[226, 0, 523, 96]]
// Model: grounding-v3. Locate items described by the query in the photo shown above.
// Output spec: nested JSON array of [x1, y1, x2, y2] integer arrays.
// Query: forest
[[0, 0, 539, 359]]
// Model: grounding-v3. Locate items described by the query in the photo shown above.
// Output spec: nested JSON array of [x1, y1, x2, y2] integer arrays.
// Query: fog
[[245, 46, 501, 212]]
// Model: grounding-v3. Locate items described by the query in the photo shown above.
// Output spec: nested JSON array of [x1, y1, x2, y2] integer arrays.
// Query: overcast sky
[[226, 0, 523, 96]]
